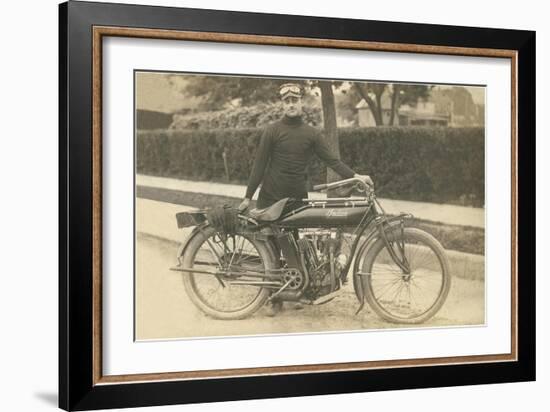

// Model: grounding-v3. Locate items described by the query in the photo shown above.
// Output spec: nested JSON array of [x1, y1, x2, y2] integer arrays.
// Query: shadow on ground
[[34, 392, 58, 407]]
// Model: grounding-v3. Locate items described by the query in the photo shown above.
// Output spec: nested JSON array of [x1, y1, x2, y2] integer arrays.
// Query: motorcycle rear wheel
[[180, 226, 276, 320], [361, 227, 451, 324]]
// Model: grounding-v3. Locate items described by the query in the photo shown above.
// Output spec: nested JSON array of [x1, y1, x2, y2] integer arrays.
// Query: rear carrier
[[176, 206, 253, 234], [175, 211, 207, 228]]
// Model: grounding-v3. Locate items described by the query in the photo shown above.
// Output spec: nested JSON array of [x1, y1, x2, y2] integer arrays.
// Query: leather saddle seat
[[247, 198, 289, 222]]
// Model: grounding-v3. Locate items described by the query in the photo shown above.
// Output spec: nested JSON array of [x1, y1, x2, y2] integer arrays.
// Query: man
[[239, 83, 373, 211], [238, 82, 373, 315]]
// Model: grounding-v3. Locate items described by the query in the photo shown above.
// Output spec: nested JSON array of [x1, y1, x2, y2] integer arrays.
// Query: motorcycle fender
[[352, 214, 411, 301], [175, 223, 208, 264], [176, 215, 255, 260]]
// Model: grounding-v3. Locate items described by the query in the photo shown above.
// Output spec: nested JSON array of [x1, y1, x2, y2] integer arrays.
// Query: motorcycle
[[170, 177, 451, 324]]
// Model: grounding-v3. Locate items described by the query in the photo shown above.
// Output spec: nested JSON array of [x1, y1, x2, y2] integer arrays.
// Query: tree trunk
[[354, 83, 383, 126], [375, 91, 383, 125], [389, 85, 401, 126], [319, 82, 340, 196], [372, 83, 386, 126]]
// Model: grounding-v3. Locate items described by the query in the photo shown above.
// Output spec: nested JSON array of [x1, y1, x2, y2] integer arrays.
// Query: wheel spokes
[[367, 234, 445, 320], [190, 234, 266, 313]]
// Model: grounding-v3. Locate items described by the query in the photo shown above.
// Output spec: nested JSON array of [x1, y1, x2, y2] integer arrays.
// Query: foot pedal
[[312, 289, 344, 305]]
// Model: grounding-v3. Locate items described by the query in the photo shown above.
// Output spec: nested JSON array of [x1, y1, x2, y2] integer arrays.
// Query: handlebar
[[313, 177, 372, 192], [312, 183, 328, 191]]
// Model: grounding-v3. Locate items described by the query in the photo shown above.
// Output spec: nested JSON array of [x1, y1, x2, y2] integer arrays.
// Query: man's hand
[[238, 198, 251, 212], [354, 174, 374, 188]]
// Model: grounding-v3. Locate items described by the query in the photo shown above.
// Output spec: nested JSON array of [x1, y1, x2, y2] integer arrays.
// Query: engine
[[297, 229, 349, 300]]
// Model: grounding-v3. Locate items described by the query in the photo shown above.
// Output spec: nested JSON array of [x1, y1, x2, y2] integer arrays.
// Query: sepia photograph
[[56, 2, 534, 409], [134, 71, 486, 340]]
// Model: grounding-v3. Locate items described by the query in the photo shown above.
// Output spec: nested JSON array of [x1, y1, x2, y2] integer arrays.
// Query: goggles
[[279, 83, 302, 98]]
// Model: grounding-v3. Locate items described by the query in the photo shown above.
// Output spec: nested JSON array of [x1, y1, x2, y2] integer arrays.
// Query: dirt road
[[136, 234, 485, 340]]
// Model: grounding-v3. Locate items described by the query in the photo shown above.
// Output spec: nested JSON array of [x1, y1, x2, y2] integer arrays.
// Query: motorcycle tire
[[360, 227, 451, 324], [180, 226, 277, 320]]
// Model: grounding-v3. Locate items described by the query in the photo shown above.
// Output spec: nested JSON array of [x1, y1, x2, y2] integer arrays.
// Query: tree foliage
[[177, 76, 292, 110], [175, 75, 344, 184], [170, 102, 322, 129]]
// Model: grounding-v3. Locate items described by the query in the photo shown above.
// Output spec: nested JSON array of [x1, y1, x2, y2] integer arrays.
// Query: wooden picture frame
[[59, 1, 535, 410]]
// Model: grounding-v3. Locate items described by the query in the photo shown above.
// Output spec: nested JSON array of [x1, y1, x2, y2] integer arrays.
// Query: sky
[[136, 72, 196, 113], [136, 72, 485, 113]]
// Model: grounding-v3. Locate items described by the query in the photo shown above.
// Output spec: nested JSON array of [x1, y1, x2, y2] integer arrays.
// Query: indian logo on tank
[[326, 209, 348, 217]]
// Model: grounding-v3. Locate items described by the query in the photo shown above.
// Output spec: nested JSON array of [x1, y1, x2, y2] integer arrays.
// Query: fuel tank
[[277, 203, 372, 228]]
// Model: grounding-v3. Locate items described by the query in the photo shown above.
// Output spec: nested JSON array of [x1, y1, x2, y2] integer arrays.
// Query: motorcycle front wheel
[[180, 226, 277, 320], [360, 227, 451, 324]]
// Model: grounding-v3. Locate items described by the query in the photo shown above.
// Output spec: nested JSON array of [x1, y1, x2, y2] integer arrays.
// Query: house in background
[[355, 86, 484, 127], [430, 87, 485, 127], [398, 100, 451, 126]]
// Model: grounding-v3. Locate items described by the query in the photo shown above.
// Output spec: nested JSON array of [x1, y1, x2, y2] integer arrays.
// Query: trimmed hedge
[[137, 126, 484, 206]]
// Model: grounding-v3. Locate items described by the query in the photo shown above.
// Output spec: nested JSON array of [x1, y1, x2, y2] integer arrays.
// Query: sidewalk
[[137, 174, 485, 228]]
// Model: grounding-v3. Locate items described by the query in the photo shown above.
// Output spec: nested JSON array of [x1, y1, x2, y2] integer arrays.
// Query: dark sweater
[[245, 115, 355, 208]]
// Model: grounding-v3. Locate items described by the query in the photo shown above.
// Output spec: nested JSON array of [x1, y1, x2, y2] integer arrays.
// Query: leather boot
[[266, 300, 283, 317]]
